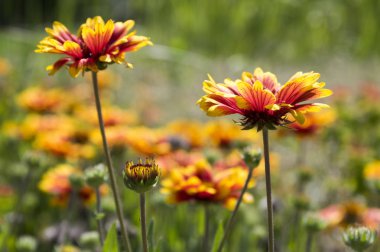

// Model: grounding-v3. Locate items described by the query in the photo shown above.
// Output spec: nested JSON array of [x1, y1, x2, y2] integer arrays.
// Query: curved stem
[[91, 72, 132, 252], [140, 193, 148, 252], [263, 128, 275, 252], [216, 162, 254, 252], [95, 187, 105, 246]]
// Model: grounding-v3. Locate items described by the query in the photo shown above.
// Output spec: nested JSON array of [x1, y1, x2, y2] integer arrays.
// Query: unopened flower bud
[[302, 213, 327, 233], [79, 231, 100, 250], [15, 235, 37, 252], [342, 226, 376, 252], [123, 158, 160, 193], [85, 164, 107, 188], [241, 148, 262, 169], [22, 151, 46, 169], [69, 173, 85, 191]]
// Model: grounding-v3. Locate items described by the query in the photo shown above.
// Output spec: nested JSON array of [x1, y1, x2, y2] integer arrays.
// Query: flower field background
[[1, 0, 380, 251]]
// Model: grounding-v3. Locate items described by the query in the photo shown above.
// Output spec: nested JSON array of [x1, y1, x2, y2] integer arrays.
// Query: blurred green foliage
[[1, 0, 380, 60]]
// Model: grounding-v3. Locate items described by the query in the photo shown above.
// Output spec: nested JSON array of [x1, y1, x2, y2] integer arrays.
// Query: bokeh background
[[1, 0, 380, 251]]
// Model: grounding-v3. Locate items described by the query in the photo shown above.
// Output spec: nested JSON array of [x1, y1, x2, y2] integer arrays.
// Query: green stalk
[[91, 72, 132, 252], [305, 231, 313, 252], [202, 205, 211, 252], [140, 193, 148, 252], [95, 187, 105, 246], [262, 128, 275, 252], [216, 161, 255, 252]]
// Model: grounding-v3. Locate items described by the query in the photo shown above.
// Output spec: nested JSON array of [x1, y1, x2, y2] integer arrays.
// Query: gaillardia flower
[[197, 68, 332, 130], [123, 158, 160, 193], [36, 16, 152, 77]]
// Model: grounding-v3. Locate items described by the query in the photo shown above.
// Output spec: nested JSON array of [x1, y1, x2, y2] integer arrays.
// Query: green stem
[[305, 231, 313, 252], [202, 204, 211, 252], [91, 72, 132, 252], [140, 193, 148, 252], [96, 187, 105, 246], [262, 128, 275, 252], [216, 161, 255, 252]]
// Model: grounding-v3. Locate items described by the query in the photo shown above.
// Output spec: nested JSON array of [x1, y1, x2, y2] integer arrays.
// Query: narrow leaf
[[102, 223, 119, 252]]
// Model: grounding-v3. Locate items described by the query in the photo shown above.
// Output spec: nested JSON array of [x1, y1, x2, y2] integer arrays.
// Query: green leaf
[[102, 223, 119, 252], [211, 222, 224, 252]]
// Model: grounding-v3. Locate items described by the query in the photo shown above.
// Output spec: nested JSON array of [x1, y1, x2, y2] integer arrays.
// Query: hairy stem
[[91, 72, 131, 252], [140, 193, 148, 252], [95, 187, 105, 246], [263, 128, 275, 252]]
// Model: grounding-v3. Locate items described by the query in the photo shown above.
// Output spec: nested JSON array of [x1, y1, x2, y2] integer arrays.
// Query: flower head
[[38, 164, 107, 206], [36, 16, 152, 77], [160, 159, 255, 210], [342, 226, 377, 252], [123, 158, 161, 193], [197, 68, 332, 131]]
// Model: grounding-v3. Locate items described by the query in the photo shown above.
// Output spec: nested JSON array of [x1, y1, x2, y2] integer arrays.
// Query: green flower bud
[[69, 173, 85, 191], [302, 213, 327, 233], [79, 231, 100, 250], [22, 151, 46, 169], [342, 226, 376, 252], [123, 158, 160, 193], [85, 164, 107, 188], [241, 147, 262, 170], [15, 235, 37, 252]]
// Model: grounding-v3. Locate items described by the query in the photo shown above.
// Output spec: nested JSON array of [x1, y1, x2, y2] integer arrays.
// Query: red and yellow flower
[[36, 16, 152, 77], [38, 164, 107, 206], [160, 159, 254, 210], [17, 86, 75, 113], [197, 68, 332, 130], [318, 202, 380, 230], [285, 108, 336, 137]]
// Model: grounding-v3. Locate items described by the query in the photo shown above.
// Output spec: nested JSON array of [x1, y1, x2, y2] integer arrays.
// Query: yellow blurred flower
[[36, 16, 152, 77], [33, 128, 95, 160], [285, 108, 336, 137], [166, 120, 206, 149], [125, 127, 171, 156], [74, 105, 138, 127], [18, 114, 76, 140], [39, 164, 107, 206], [205, 120, 259, 148], [17, 86, 74, 113], [364, 161, 380, 181], [89, 125, 130, 148], [160, 159, 254, 210]]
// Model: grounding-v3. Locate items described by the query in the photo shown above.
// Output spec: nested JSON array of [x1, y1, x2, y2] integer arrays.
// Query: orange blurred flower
[[74, 105, 138, 127], [318, 202, 380, 230], [90, 125, 130, 148], [0, 58, 11, 76], [166, 120, 206, 149], [38, 164, 107, 206], [17, 86, 74, 113], [160, 159, 254, 210], [36, 16, 152, 77], [18, 114, 76, 140], [125, 127, 171, 156], [205, 120, 259, 148], [34, 128, 95, 160], [286, 109, 336, 137], [197, 68, 332, 130]]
